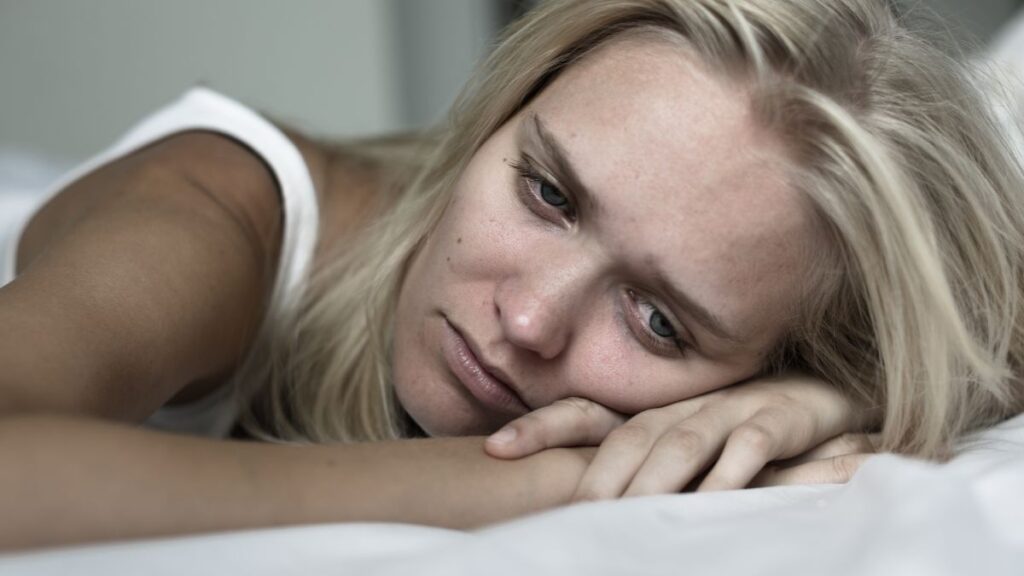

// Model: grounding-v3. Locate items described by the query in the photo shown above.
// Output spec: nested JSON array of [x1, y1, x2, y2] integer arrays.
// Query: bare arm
[[0, 131, 287, 419], [0, 129, 589, 553], [0, 414, 593, 552]]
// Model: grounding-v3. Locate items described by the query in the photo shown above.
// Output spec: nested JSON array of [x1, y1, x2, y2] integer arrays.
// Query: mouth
[[442, 317, 530, 416]]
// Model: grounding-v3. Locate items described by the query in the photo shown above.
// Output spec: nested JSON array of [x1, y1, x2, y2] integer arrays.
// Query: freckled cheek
[[562, 326, 660, 413], [439, 190, 540, 278], [564, 323, 736, 413]]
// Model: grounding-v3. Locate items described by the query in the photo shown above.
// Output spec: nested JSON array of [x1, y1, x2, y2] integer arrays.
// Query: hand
[[484, 373, 879, 500], [750, 432, 879, 487]]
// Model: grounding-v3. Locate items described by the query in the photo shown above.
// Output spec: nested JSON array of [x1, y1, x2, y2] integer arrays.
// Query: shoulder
[[146, 129, 332, 268], [159, 123, 427, 272]]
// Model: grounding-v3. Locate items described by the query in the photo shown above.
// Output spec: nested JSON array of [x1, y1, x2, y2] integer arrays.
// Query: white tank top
[[0, 87, 320, 438]]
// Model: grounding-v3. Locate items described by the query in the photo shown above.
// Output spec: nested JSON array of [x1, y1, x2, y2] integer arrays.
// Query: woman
[[1, 0, 1021, 550]]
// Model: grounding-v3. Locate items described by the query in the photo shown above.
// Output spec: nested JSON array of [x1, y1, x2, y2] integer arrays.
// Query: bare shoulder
[[0, 122, 422, 421], [22, 132, 280, 275], [1, 129, 332, 419]]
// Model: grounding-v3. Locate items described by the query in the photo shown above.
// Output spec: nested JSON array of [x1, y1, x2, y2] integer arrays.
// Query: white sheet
[[1, 412, 1022, 575], [4, 11, 1024, 574]]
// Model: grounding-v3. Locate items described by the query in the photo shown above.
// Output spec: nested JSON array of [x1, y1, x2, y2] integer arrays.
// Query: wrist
[[525, 445, 597, 507]]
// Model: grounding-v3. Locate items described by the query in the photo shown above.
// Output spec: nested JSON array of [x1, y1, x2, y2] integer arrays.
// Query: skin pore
[[391, 36, 822, 437]]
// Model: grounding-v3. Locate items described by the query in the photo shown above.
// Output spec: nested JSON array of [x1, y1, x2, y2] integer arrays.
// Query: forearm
[[0, 415, 592, 552]]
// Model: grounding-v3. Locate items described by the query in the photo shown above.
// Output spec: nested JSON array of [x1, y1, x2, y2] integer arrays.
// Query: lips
[[442, 317, 530, 415]]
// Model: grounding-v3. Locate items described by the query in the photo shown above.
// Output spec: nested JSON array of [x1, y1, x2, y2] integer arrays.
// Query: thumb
[[484, 397, 625, 459]]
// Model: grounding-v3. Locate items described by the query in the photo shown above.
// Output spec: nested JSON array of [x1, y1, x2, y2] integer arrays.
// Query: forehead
[[523, 36, 814, 338]]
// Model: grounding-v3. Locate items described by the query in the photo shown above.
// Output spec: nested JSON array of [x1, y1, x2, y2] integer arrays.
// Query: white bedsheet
[[5, 13, 1024, 573], [1, 412, 1022, 575]]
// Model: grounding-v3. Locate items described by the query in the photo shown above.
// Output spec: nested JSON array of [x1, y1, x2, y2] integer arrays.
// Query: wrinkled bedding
[[4, 11, 1024, 572], [1, 413, 1022, 575]]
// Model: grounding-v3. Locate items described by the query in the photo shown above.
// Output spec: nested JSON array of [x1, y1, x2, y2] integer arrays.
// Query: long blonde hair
[[235, 0, 1024, 459]]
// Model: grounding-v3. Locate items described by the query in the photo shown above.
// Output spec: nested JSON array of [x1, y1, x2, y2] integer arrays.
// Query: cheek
[[559, 311, 662, 413], [563, 310, 753, 414], [407, 195, 503, 303], [438, 181, 541, 282]]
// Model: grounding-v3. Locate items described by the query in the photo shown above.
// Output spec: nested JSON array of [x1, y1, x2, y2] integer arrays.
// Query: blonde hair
[[235, 0, 1024, 459]]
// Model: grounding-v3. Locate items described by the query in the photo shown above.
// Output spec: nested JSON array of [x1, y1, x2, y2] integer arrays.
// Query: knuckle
[[766, 401, 806, 422], [663, 426, 706, 454], [517, 411, 569, 443], [558, 396, 598, 420], [628, 410, 660, 428], [763, 393, 806, 418], [551, 397, 597, 432], [831, 455, 860, 481], [606, 423, 651, 448], [732, 423, 776, 455]]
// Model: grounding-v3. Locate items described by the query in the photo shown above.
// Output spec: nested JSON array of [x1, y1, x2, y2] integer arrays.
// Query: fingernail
[[488, 426, 517, 445]]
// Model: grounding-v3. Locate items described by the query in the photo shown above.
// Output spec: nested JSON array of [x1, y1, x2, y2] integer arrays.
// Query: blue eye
[[627, 289, 689, 356], [539, 181, 568, 208], [648, 309, 676, 338], [510, 157, 576, 220]]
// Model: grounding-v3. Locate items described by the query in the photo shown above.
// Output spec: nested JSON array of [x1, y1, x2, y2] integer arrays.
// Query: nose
[[493, 260, 591, 360]]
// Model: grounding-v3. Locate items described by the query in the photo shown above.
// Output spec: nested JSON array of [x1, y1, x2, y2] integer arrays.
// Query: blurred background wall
[[0, 0, 1020, 165], [0, 0, 510, 163]]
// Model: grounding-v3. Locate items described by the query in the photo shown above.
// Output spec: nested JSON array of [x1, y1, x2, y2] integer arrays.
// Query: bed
[[4, 11, 1024, 574], [3, 155, 1021, 576], [0, 412, 1021, 575]]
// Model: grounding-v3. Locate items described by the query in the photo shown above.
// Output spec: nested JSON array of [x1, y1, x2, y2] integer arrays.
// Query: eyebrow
[[651, 270, 745, 345], [523, 112, 745, 347], [523, 114, 603, 218]]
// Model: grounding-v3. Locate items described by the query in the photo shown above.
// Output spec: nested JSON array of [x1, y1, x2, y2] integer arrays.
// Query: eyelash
[[509, 155, 690, 357], [626, 289, 690, 356], [509, 156, 577, 222]]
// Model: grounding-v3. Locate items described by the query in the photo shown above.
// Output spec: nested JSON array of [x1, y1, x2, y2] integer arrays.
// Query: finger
[[695, 416, 786, 492], [484, 397, 625, 459], [782, 433, 880, 467], [751, 453, 872, 487], [569, 414, 673, 501], [569, 399, 712, 501], [619, 407, 740, 497]]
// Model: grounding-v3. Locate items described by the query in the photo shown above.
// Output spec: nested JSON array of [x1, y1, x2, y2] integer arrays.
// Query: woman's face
[[391, 37, 818, 436]]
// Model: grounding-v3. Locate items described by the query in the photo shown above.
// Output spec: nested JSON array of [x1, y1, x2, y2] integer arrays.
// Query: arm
[[486, 373, 882, 497], [0, 414, 593, 552], [0, 131, 287, 420], [0, 129, 588, 552]]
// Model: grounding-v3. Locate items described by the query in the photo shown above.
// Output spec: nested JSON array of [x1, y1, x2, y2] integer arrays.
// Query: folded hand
[[484, 373, 880, 500]]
